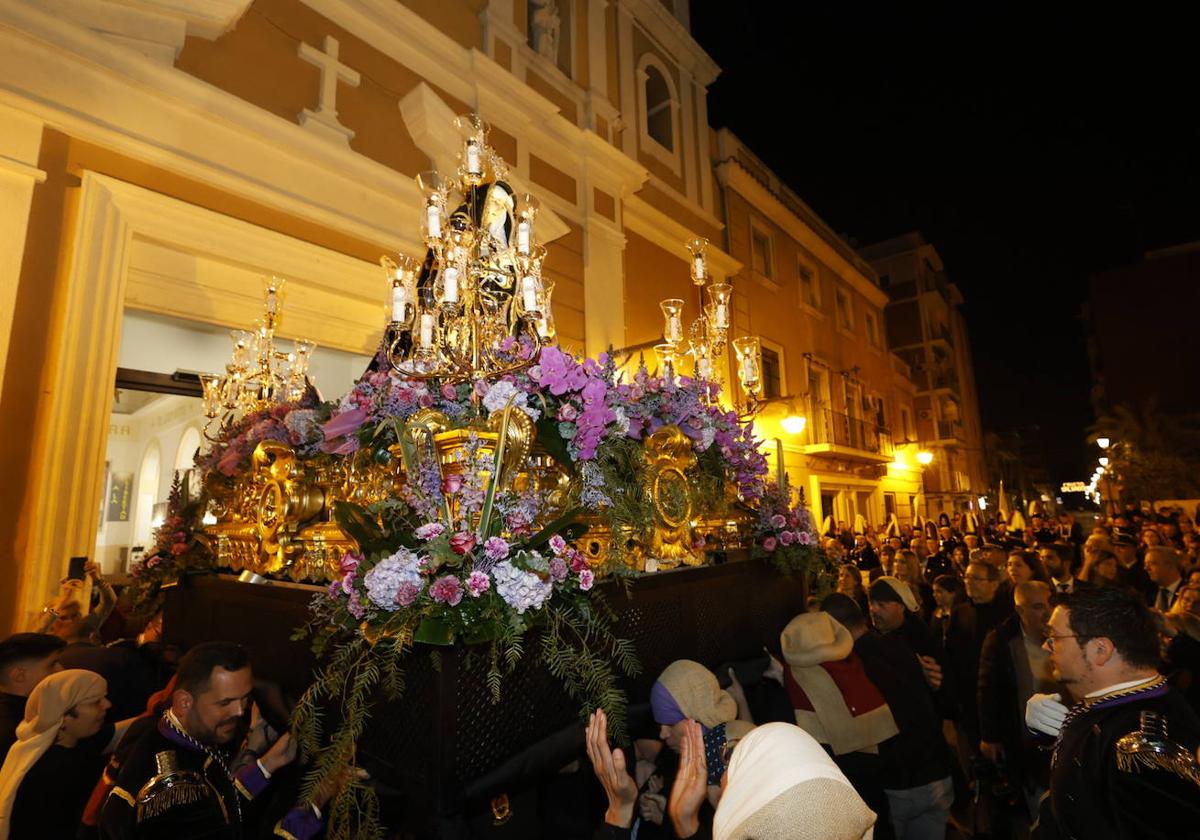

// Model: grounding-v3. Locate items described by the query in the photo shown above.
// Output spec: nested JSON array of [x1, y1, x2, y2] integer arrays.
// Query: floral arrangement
[[750, 477, 834, 593], [121, 474, 212, 623], [196, 390, 325, 477]]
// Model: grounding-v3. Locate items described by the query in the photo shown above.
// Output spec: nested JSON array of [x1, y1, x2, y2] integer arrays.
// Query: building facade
[[861, 233, 987, 517], [713, 133, 924, 534]]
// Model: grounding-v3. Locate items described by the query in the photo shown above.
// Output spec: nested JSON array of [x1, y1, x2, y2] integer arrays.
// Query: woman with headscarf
[[0, 669, 124, 839], [712, 721, 875, 839]]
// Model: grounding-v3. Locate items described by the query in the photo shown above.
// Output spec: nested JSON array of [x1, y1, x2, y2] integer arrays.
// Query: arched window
[[175, 426, 202, 471], [644, 65, 673, 150], [133, 444, 161, 547]]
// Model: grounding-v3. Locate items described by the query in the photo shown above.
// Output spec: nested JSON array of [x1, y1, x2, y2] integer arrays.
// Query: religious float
[[140, 115, 830, 839]]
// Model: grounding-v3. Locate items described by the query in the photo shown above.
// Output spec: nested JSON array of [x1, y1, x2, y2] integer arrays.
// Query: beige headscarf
[[0, 669, 107, 840], [713, 722, 875, 840], [655, 660, 738, 729]]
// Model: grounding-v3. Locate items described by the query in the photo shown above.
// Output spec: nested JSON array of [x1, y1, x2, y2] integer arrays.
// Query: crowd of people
[[2, 506, 1199, 838]]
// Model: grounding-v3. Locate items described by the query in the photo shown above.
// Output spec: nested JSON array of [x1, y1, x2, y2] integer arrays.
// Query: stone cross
[[297, 35, 361, 146]]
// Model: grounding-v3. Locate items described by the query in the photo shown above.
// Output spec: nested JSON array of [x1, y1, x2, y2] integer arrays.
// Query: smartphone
[[67, 556, 88, 581]]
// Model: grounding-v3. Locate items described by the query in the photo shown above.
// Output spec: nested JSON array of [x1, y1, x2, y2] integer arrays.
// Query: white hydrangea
[[483, 380, 541, 422], [362, 547, 422, 611], [491, 560, 553, 614], [612, 406, 630, 436]]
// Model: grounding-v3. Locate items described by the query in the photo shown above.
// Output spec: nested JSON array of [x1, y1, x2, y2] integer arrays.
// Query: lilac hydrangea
[[362, 548, 423, 612], [482, 379, 540, 422], [492, 560, 553, 614]]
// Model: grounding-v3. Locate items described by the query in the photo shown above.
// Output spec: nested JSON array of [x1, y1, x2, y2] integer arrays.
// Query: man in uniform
[[100, 642, 334, 839], [1028, 586, 1200, 838]]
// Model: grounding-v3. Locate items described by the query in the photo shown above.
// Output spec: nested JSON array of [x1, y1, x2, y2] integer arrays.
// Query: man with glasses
[[1028, 586, 1200, 838]]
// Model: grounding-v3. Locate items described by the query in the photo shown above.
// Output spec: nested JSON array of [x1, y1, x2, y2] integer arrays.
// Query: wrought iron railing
[[810, 408, 894, 456]]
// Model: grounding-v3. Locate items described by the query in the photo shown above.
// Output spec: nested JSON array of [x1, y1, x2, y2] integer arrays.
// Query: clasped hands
[[585, 709, 707, 838]]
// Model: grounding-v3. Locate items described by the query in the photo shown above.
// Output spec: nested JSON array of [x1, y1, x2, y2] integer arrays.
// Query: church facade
[[0, 0, 924, 632]]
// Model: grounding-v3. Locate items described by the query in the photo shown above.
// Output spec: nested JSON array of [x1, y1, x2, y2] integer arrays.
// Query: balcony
[[935, 420, 964, 442], [802, 409, 895, 464]]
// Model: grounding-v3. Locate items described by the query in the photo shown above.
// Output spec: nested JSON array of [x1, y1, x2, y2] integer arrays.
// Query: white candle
[[693, 254, 706, 280], [522, 275, 539, 312], [466, 141, 481, 175], [741, 355, 756, 384], [420, 313, 435, 347], [266, 289, 278, 315], [698, 357, 712, 379], [442, 267, 459, 303], [516, 220, 531, 255], [666, 316, 682, 343], [716, 303, 728, 328], [391, 284, 408, 322], [426, 203, 441, 239]]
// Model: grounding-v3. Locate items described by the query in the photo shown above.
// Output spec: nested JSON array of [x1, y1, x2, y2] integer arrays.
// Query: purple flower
[[484, 536, 510, 561], [322, 407, 369, 440], [770, 514, 787, 529], [442, 474, 464, 495], [550, 557, 568, 582], [395, 581, 421, 607], [548, 534, 567, 555], [414, 523, 445, 541], [578, 568, 595, 591], [762, 536, 778, 552], [339, 553, 362, 575], [467, 570, 491, 597], [429, 575, 464, 606], [347, 589, 367, 619]]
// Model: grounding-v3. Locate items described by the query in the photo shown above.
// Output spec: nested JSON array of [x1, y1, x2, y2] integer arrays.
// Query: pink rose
[[467, 571, 491, 597], [449, 532, 477, 555], [441, 383, 457, 400], [442, 474, 464, 495], [779, 530, 795, 546], [762, 536, 778, 552], [578, 569, 595, 591], [339, 553, 362, 575], [558, 404, 579, 422], [797, 531, 812, 546], [569, 550, 589, 573], [429, 575, 464, 606], [770, 514, 787, 529], [395, 581, 421, 607]]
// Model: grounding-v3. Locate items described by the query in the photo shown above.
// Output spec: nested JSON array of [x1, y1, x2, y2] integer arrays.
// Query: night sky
[[690, 4, 1200, 484]]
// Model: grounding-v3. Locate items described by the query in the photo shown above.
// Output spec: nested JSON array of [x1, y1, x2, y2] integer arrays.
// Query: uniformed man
[[1028, 586, 1200, 839], [100, 642, 330, 839]]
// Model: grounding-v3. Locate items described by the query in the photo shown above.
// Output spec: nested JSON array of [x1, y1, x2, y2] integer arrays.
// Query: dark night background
[[690, 4, 1200, 485]]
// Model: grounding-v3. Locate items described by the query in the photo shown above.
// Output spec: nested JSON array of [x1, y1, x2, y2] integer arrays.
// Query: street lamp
[[781, 414, 807, 435], [1096, 437, 1110, 450], [916, 450, 934, 465]]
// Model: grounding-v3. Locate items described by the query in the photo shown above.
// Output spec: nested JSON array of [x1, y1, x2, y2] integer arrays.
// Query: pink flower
[[414, 523, 445, 541], [779, 530, 795, 546], [442, 474, 464, 495], [467, 570, 491, 597], [474, 379, 490, 397], [484, 537, 510, 561], [550, 557, 568, 582], [146, 555, 161, 568], [429, 575, 464, 606], [762, 536, 778, 552], [569, 550, 590, 573], [170, 543, 188, 556], [339, 553, 361, 575], [395, 581, 421, 607], [322, 407, 369, 440], [558, 404, 579, 422], [449, 532, 477, 555], [797, 531, 812, 546], [441, 383, 457, 400], [578, 568, 595, 591], [418, 393, 434, 408], [548, 534, 567, 555], [770, 514, 787, 529]]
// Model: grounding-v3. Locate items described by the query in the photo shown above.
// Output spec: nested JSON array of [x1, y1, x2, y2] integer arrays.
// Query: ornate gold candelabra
[[382, 113, 554, 383], [198, 276, 316, 423]]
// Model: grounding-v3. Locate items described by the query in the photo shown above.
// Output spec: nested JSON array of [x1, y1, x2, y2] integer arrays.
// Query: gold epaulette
[[1115, 711, 1200, 787], [135, 750, 228, 824]]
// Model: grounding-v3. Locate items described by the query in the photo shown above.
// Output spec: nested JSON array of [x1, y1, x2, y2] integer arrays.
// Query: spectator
[[1040, 542, 1085, 595], [977, 582, 1058, 822], [58, 617, 158, 722], [1005, 549, 1046, 587], [0, 633, 65, 758], [836, 565, 869, 616], [1144, 546, 1185, 612], [929, 575, 964, 646], [1112, 531, 1154, 598], [893, 550, 934, 621], [1080, 548, 1120, 587], [0, 669, 128, 839], [822, 594, 954, 839]]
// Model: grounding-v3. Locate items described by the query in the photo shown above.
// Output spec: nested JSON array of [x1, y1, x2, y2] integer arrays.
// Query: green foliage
[[535, 413, 575, 473], [333, 501, 387, 555]]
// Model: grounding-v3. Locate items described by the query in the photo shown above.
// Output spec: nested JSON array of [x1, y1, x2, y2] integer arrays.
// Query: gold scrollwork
[[645, 425, 700, 568]]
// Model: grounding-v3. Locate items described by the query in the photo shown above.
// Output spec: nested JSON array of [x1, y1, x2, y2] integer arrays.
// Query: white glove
[[1025, 692, 1069, 737]]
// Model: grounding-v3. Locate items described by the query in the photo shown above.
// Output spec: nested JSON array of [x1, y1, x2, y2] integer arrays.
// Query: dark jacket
[[944, 598, 1014, 739], [59, 641, 157, 721]]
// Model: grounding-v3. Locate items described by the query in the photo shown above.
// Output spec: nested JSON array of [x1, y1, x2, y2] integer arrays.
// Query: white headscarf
[[0, 669, 107, 840], [713, 722, 875, 840]]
